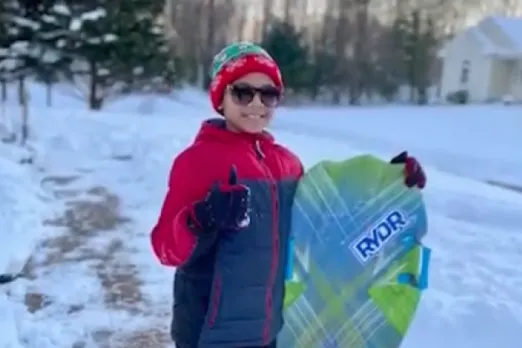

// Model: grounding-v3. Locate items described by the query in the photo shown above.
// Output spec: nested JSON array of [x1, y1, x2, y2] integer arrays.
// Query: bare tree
[[160, 0, 519, 103], [331, 0, 352, 103], [262, 0, 274, 41], [350, 0, 371, 104], [231, 0, 249, 41], [201, 0, 216, 88]]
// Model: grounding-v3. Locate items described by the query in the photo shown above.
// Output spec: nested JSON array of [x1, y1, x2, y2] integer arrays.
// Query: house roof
[[439, 15, 522, 58], [468, 27, 498, 53], [490, 16, 522, 52]]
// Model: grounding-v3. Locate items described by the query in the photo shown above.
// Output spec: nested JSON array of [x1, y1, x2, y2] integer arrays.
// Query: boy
[[150, 42, 426, 348]]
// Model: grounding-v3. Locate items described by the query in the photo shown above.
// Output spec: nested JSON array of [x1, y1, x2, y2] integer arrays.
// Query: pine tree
[[62, 0, 174, 109], [391, 9, 439, 104], [0, 1, 11, 102], [34, 2, 74, 106], [56, 2, 115, 109], [0, 0, 42, 145], [1, 1, 178, 110], [107, 0, 173, 93], [262, 19, 310, 95], [391, 14, 411, 94], [415, 16, 437, 104]]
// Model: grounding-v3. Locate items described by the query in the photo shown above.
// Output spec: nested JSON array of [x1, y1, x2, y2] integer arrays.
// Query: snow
[[490, 16, 522, 52], [0, 83, 521, 347], [10, 17, 40, 31], [273, 105, 522, 185], [468, 27, 508, 56], [69, 19, 81, 32], [81, 9, 107, 21], [70, 8, 108, 32], [457, 16, 522, 57], [52, 4, 71, 16]]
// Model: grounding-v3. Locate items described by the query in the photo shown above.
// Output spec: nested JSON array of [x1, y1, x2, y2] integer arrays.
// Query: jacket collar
[[194, 118, 274, 145]]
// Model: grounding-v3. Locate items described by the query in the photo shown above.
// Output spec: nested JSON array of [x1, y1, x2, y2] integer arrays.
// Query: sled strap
[[397, 245, 431, 291]]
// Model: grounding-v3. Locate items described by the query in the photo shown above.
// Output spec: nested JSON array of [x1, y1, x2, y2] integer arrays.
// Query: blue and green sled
[[281, 155, 431, 348]]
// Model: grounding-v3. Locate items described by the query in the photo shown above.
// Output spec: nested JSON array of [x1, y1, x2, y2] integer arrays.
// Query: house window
[[460, 60, 470, 84]]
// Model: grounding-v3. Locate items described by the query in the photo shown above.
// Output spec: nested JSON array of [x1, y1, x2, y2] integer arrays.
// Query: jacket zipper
[[254, 140, 279, 344]]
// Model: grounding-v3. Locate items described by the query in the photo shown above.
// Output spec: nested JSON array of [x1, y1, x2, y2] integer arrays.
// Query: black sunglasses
[[228, 83, 282, 107]]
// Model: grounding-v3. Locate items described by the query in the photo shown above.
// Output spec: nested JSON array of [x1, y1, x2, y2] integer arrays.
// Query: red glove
[[390, 151, 426, 189]]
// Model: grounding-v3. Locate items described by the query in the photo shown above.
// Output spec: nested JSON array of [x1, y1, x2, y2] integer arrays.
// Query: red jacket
[[151, 119, 303, 267], [150, 118, 303, 346]]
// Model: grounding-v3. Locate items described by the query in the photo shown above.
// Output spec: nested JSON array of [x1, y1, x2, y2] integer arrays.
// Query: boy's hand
[[191, 165, 251, 232], [390, 151, 426, 189]]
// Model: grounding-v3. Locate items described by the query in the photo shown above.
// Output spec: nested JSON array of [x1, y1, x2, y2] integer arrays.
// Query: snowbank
[[0, 293, 24, 348], [0, 141, 50, 348], [0, 144, 48, 277]]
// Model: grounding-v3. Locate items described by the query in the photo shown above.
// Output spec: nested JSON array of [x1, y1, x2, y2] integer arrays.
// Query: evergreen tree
[[262, 20, 310, 95], [1, 0, 68, 100], [391, 9, 439, 104], [62, 0, 174, 109], [34, 2, 74, 106], [406, 10, 421, 102], [309, 49, 337, 100], [1, 1, 37, 81], [107, 0, 173, 93], [0, 1, 11, 101], [58, 2, 118, 109], [390, 14, 410, 92], [415, 16, 437, 104]]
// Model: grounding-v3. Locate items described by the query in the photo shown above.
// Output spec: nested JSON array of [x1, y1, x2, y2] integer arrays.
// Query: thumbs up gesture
[[191, 165, 251, 232]]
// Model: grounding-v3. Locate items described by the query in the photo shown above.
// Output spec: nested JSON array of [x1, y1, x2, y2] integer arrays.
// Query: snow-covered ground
[[0, 84, 521, 347]]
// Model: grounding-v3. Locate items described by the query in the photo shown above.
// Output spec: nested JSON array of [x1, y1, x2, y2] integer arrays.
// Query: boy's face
[[221, 72, 281, 133]]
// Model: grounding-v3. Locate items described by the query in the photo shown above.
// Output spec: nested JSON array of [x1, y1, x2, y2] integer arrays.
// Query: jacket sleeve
[[150, 149, 215, 267]]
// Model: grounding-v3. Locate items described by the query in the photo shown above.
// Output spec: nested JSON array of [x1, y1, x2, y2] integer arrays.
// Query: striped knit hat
[[209, 42, 283, 113]]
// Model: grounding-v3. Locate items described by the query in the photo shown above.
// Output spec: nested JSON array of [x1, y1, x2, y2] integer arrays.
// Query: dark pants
[[176, 340, 277, 348]]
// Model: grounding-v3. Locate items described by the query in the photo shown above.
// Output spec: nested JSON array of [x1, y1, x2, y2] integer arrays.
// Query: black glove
[[390, 151, 426, 189], [190, 165, 250, 233]]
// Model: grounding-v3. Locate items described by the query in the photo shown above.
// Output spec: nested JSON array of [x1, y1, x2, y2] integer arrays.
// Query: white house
[[439, 16, 522, 103]]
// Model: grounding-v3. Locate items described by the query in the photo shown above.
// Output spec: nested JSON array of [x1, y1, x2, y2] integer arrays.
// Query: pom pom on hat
[[209, 42, 283, 114]]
